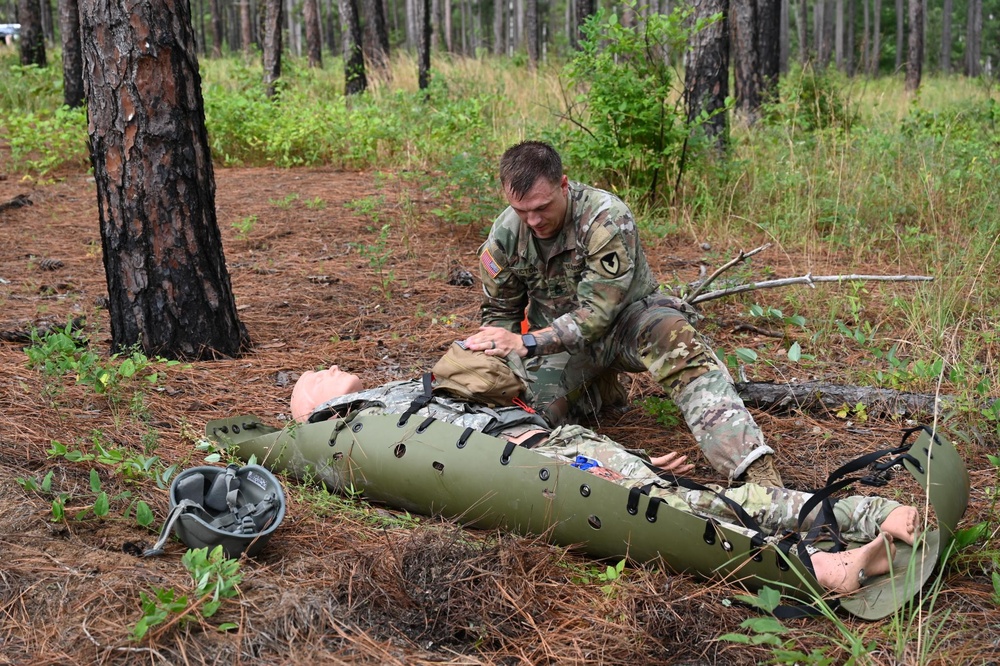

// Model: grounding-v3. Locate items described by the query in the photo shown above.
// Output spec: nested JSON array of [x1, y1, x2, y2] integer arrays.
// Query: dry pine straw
[[0, 168, 997, 665]]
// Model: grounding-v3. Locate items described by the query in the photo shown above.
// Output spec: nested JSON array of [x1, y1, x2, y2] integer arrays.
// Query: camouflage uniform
[[533, 424, 901, 545], [308, 382, 898, 544], [479, 181, 772, 480]]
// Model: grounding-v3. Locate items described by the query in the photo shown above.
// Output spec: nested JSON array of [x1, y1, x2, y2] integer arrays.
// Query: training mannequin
[[291, 366, 919, 594]]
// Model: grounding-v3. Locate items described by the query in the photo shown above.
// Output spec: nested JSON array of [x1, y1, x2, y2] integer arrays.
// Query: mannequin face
[[291, 366, 364, 422]]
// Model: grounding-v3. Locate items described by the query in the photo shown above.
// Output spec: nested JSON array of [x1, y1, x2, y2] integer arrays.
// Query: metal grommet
[[646, 513, 657, 523], [432, 461, 444, 471], [394, 443, 406, 458], [721, 540, 733, 552], [587, 515, 602, 529], [352, 423, 364, 432], [627, 506, 637, 515], [332, 452, 343, 461], [539, 468, 550, 481], [500, 455, 510, 466], [232, 424, 241, 434], [218, 426, 229, 434], [580, 484, 591, 497]]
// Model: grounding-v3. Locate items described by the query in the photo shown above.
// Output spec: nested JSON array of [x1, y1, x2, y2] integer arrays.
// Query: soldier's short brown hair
[[499, 141, 563, 199]]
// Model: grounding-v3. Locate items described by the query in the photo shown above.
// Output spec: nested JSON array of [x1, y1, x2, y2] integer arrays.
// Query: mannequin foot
[[813, 533, 895, 595]]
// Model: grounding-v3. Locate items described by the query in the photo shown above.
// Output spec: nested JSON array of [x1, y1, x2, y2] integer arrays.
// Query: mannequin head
[[291, 366, 364, 422]]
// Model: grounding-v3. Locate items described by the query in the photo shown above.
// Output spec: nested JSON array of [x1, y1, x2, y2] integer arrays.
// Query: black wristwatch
[[521, 333, 538, 359]]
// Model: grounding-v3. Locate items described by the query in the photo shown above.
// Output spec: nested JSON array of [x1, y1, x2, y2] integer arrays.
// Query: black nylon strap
[[518, 432, 549, 449], [398, 373, 435, 427]]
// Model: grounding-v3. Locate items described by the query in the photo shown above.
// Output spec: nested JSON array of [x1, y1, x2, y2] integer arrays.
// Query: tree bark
[[904, 0, 921, 90], [492, 0, 503, 54], [846, 0, 855, 74], [79, 0, 249, 360], [304, 0, 322, 66], [210, 0, 223, 55], [685, 0, 729, 151], [18, 0, 47, 67], [893, 0, 902, 70], [964, 0, 981, 77], [735, 380, 964, 419], [59, 0, 84, 107], [834, 0, 843, 67], [240, 0, 252, 55], [525, 0, 537, 68], [797, 0, 807, 63], [730, 0, 761, 124], [416, 0, 430, 89], [262, 0, 281, 97], [340, 0, 367, 94], [870, 0, 881, 75], [573, 0, 593, 48], [758, 0, 780, 98], [939, 0, 951, 73], [362, 0, 390, 78], [779, 0, 789, 73]]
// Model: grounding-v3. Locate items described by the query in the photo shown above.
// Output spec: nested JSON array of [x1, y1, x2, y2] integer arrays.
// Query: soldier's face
[[504, 175, 569, 240]]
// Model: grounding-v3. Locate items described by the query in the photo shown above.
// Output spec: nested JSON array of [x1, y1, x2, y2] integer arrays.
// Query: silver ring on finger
[[490, 341, 496, 349]]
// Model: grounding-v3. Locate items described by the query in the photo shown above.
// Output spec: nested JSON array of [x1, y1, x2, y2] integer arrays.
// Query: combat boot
[[742, 454, 783, 488]]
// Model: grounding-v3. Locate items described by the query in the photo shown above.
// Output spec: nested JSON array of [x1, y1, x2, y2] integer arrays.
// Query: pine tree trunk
[[340, 0, 367, 94], [731, 0, 760, 124], [18, 0, 47, 66], [871, 0, 881, 75], [210, 0, 223, 55], [304, 0, 322, 66], [240, 0, 252, 55], [779, 0, 789, 73], [525, 0, 537, 68], [846, 0, 855, 74], [834, 0, 843, 67], [362, 0, 390, 77], [893, 0, 902, 69], [417, 0, 430, 88], [862, 0, 869, 72], [262, 0, 282, 96], [797, 0, 807, 63], [686, 0, 729, 150], [493, 0, 503, 54], [964, 0, 980, 76], [759, 0, 780, 97], [903, 0, 921, 90], [59, 0, 84, 107], [940, 0, 951, 73], [573, 0, 593, 48], [79, 0, 249, 360]]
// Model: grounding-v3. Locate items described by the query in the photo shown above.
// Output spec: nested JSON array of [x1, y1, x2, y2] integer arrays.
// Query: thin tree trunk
[[240, 0, 252, 56], [263, 0, 281, 97], [940, 0, 951, 73], [964, 0, 980, 76], [573, 0, 593, 48], [686, 0, 729, 151], [797, 0, 807, 63], [362, 0, 389, 76], [59, 0, 84, 108], [871, 0, 881, 75], [210, 0, 224, 55], [894, 0, 902, 70], [340, 0, 367, 94], [304, 0, 322, 66], [417, 0, 430, 89], [759, 0, 780, 99], [525, 0, 537, 68], [493, 0, 503, 54], [834, 0, 842, 67], [846, 0, 855, 74], [904, 0, 921, 90], [79, 0, 249, 359], [18, 0, 47, 67], [445, 0, 453, 51], [862, 0, 869, 72], [779, 0, 789, 73], [731, 0, 761, 124]]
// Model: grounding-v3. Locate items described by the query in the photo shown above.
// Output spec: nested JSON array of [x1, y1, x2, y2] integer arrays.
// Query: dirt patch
[[0, 167, 996, 664]]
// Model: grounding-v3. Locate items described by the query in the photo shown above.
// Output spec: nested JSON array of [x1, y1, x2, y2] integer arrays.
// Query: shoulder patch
[[599, 252, 621, 277], [480, 247, 504, 278]]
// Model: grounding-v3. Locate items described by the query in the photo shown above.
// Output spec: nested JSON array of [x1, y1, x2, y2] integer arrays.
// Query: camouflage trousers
[[533, 425, 900, 544], [528, 293, 772, 480]]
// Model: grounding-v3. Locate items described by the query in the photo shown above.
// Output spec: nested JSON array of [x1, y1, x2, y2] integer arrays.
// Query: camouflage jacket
[[478, 181, 658, 354]]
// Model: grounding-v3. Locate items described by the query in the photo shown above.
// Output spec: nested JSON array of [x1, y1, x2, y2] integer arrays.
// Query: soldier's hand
[[649, 451, 695, 476]]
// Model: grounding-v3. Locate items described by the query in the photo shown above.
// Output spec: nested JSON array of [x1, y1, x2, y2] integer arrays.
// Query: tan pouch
[[432, 342, 531, 407]]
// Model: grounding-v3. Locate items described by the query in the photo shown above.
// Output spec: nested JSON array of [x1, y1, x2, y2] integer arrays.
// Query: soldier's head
[[291, 365, 364, 422], [499, 141, 569, 240]]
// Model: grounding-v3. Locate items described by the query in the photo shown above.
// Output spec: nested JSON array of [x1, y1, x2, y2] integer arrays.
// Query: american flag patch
[[480, 248, 503, 278]]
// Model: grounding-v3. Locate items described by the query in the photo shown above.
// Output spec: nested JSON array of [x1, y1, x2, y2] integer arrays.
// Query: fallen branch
[[685, 243, 771, 302], [0, 194, 32, 215], [734, 380, 969, 418], [690, 273, 934, 305]]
